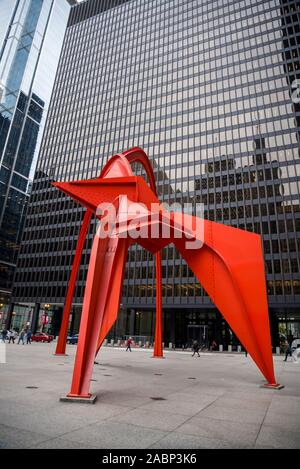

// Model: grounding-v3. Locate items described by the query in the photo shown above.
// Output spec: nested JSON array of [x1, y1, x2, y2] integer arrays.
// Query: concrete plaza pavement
[[0, 342, 299, 449]]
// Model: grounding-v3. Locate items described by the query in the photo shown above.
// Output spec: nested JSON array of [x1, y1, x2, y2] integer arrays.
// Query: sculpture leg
[[95, 240, 130, 353], [153, 250, 163, 357], [67, 233, 127, 398], [55, 210, 92, 355], [174, 218, 277, 386]]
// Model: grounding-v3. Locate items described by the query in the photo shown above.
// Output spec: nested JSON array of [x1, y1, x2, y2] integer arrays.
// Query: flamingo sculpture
[[53, 147, 281, 401]]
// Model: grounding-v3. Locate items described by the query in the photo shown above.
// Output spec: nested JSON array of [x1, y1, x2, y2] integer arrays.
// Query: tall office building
[[0, 0, 72, 310], [11, 0, 300, 348]]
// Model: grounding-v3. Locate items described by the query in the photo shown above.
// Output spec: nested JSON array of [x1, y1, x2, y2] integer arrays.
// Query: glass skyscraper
[[11, 0, 300, 348], [0, 0, 72, 309]]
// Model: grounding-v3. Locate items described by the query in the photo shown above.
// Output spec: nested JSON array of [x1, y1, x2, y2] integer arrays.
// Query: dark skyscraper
[[11, 0, 300, 347], [0, 0, 71, 309]]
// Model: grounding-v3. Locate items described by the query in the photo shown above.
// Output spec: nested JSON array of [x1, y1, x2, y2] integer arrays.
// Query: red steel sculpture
[[53, 147, 280, 400]]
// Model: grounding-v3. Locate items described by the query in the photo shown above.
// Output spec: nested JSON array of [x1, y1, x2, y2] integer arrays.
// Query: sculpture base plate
[[54, 353, 68, 356], [60, 394, 97, 404], [260, 383, 284, 390]]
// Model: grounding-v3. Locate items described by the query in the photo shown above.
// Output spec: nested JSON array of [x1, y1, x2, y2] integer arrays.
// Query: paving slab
[[32, 437, 99, 449], [109, 407, 190, 432], [198, 402, 267, 425], [0, 424, 52, 449], [149, 432, 244, 449], [61, 421, 168, 449], [255, 425, 300, 449], [139, 394, 218, 417], [267, 395, 300, 415], [175, 415, 261, 446], [263, 410, 300, 432]]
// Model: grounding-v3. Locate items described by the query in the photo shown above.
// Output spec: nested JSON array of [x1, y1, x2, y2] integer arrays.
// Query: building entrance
[[275, 309, 300, 351], [187, 325, 209, 348]]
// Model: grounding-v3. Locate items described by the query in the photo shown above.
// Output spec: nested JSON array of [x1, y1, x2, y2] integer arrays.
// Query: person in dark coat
[[26, 329, 32, 344], [192, 340, 200, 357], [284, 340, 294, 361], [1, 329, 8, 343]]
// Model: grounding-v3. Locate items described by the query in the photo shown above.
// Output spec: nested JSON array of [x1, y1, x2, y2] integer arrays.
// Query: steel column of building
[[5, 302, 14, 330], [53, 147, 280, 400], [30, 302, 40, 334]]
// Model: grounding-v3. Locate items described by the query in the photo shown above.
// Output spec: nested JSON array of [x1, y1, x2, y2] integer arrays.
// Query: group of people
[[125, 337, 211, 356], [1, 328, 32, 345]]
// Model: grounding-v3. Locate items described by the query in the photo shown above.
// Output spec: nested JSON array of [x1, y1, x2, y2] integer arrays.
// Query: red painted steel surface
[[55, 209, 92, 355], [53, 147, 277, 398]]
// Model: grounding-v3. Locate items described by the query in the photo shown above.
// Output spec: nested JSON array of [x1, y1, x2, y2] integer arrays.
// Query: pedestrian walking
[[26, 329, 32, 344], [192, 340, 200, 357], [18, 329, 26, 345], [8, 330, 17, 344], [284, 339, 298, 362], [211, 340, 218, 351], [126, 337, 132, 352], [291, 339, 300, 363], [1, 328, 8, 343], [284, 342, 292, 361]]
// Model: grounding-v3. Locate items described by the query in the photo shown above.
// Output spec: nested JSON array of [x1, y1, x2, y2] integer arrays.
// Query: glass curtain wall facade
[[12, 0, 300, 347], [0, 0, 71, 306]]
